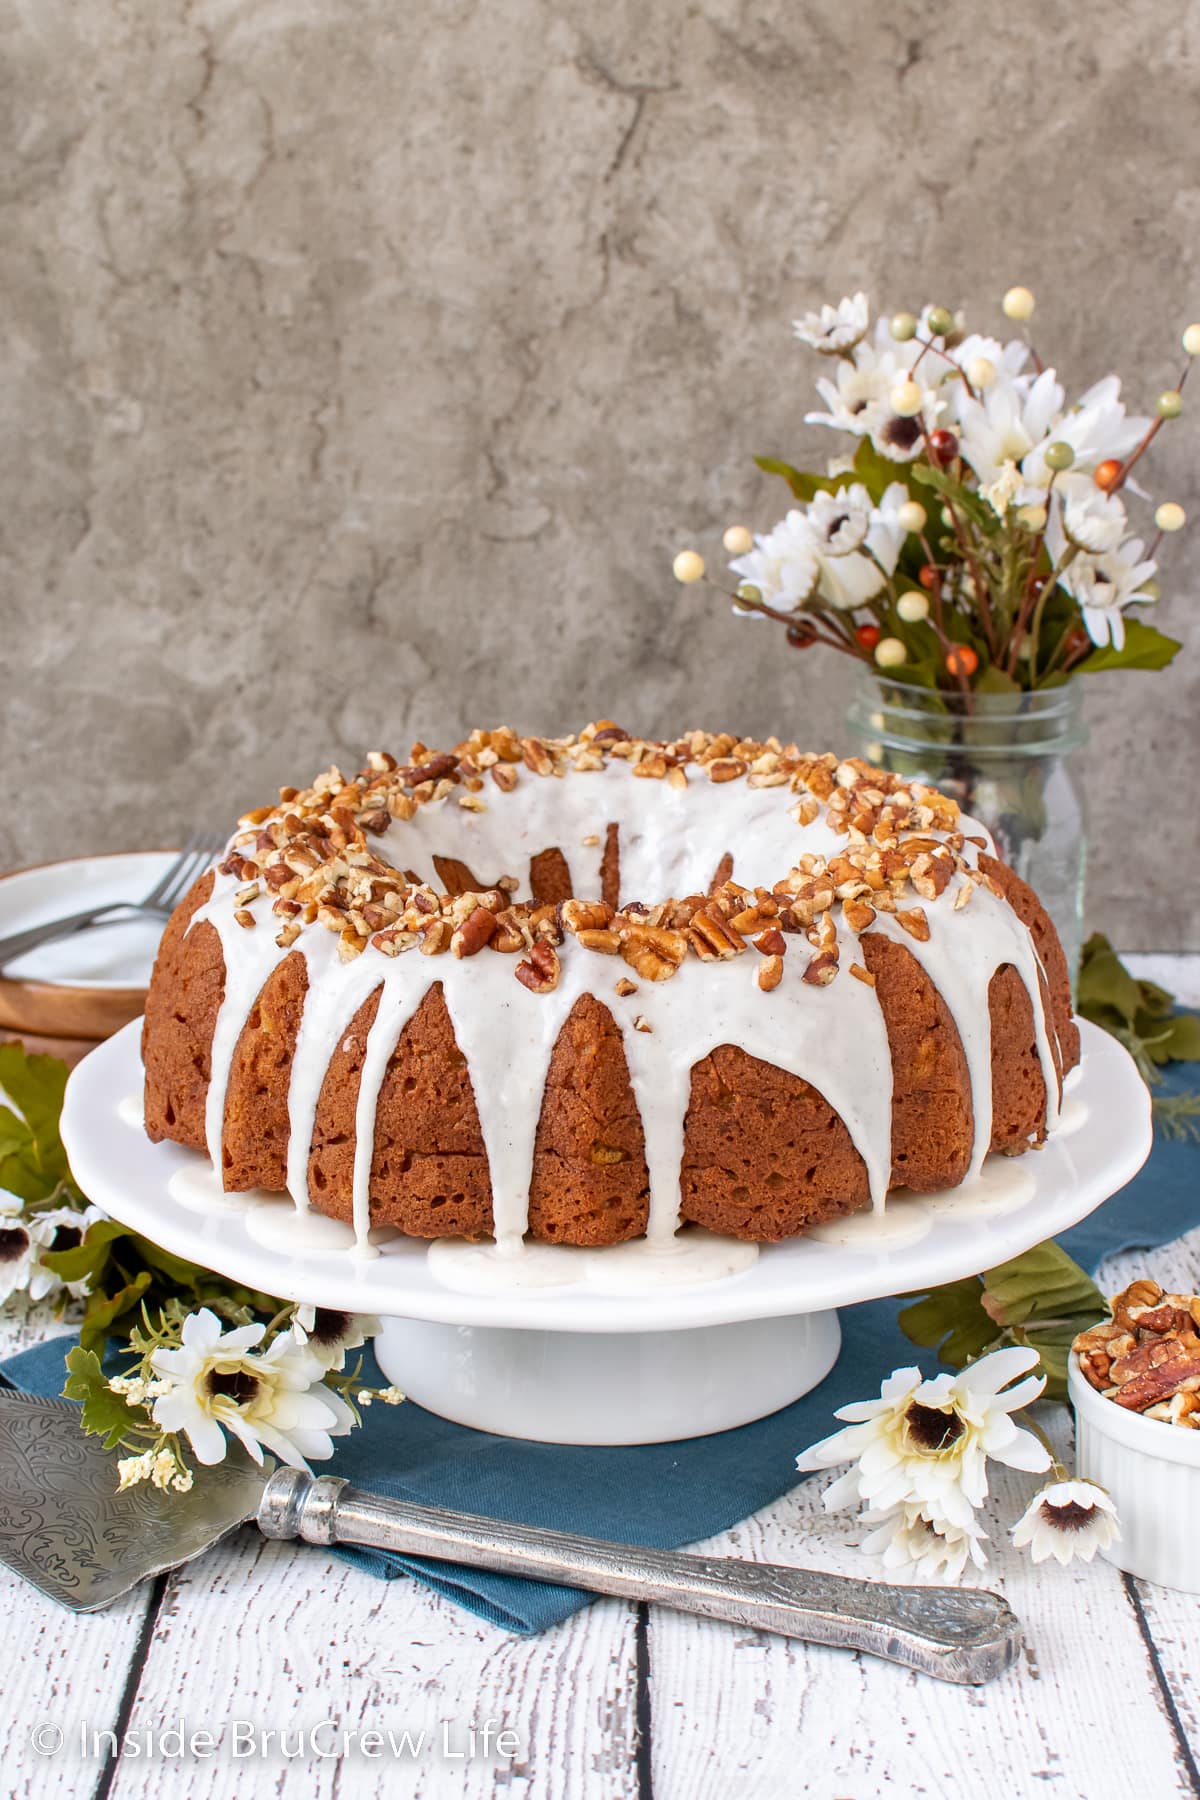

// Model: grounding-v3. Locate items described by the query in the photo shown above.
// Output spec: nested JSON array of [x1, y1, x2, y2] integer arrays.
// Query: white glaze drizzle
[[183, 757, 1065, 1256]]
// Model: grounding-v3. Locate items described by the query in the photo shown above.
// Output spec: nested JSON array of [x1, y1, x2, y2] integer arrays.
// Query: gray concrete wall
[[3, 0, 1197, 945]]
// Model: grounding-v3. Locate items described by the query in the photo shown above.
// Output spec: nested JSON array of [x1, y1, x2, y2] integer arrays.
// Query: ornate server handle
[[258, 1470, 1020, 1685]]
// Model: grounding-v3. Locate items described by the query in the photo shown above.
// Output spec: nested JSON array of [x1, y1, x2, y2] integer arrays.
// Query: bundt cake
[[141, 724, 1079, 1252]]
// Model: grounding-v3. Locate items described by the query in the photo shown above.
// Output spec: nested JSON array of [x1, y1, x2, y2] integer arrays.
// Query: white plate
[[62, 1019, 1151, 1335], [0, 852, 176, 988]]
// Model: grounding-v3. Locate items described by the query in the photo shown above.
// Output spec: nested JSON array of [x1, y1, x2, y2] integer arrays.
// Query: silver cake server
[[0, 1389, 1020, 1684]]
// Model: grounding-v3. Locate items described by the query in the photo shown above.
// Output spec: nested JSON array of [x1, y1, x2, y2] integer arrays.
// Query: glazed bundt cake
[[142, 724, 1079, 1251]]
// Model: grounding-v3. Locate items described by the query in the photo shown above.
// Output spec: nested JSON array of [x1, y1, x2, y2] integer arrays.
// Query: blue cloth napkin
[[3, 1060, 1196, 1635]]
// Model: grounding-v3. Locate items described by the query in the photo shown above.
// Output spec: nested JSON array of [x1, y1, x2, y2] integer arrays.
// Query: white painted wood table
[[6, 955, 1200, 1800]]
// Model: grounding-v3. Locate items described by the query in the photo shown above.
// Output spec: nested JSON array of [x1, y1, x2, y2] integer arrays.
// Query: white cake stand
[[61, 1020, 1150, 1445]]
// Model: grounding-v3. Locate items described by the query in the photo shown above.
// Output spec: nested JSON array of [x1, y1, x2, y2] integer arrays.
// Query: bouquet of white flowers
[[674, 289, 1197, 692]]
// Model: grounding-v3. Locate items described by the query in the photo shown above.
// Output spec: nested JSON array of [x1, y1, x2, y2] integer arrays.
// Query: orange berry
[[944, 645, 979, 678], [918, 564, 940, 591], [1094, 459, 1123, 493], [855, 623, 882, 650]]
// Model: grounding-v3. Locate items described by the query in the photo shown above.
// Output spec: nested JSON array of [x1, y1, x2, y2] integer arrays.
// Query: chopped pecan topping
[[209, 724, 1003, 989]]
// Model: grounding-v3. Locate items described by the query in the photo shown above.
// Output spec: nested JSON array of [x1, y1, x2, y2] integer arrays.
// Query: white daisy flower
[[865, 482, 916, 576], [150, 1307, 355, 1470], [956, 366, 1065, 491], [808, 484, 908, 610], [870, 387, 946, 464], [796, 1347, 1051, 1530], [26, 1205, 104, 1301], [815, 548, 888, 611], [293, 1305, 381, 1373], [808, 485, 873, 555], [807, 360, 893, 436], [1058, 537, 1157, 650], [1012, 1478, 1120, 1566], [859, 1501, 990, 1583], [1050, 474, 1127, 555], [1021, 376, 1150, 489], [793, 291, 869, 355], [0, 1215, 35, 1307], [729, 510, 821, 613], [950, 331, 1030, 389]]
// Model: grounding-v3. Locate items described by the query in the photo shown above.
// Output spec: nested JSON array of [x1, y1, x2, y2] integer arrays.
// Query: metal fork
[[0, 833, 227, 971]]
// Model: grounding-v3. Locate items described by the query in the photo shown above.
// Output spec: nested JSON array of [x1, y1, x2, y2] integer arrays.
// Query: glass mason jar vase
[[845, 674, 1088, 984]]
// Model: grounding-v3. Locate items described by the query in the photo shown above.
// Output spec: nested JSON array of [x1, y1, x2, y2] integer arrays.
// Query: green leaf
[[1076, 619, 1182, 674], [849, 438, 908, 502], [1142, 1012, 1200, 1064], [38, 1217, 130, 1285], [1135, 979, 1176, 1021], [972, 664, 1021, 696], [753, 439, 909, 507], [1009, 1322, 1079, 1403], [980, 1242, 1106, 1330], [898, 1276, 997, 1366], [78, 1272, 153, 1354], [62, 1344, 145, 1450], [909, 462, 994, 531], [0, 1045, 71, 1192], [1076, 932, 1144, 1031], [754, 457, 832, 502]]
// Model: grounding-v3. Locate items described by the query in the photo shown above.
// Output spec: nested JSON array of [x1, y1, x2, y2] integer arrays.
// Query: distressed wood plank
[[2, 1306, 153, 1800], [105, 1528, 640, 1800]]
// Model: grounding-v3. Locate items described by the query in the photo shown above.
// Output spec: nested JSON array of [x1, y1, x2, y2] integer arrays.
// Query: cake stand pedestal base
[[373, 1310, 843, 1445]]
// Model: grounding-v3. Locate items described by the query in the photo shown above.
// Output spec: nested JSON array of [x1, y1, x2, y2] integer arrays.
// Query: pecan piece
[[842, 898, 876, 934], [706, 757, 747, 783], [396, 752, 459, 786], [757, 954, 783, 992], [1112, 1355, 1200, 1412], [522, 737, 558, 777], [451, 905, 499, 958], [895, 907, 931, 943], [802, 951, 839, 986], [515, 939, 560, 993], [1111, 1279, 1165, 1333], [575, 926, 621, 954], [418, 917, 451, 955], [688, 905, 745, 961], [619, 922, 688, 981], [562, 898, 615, 935]]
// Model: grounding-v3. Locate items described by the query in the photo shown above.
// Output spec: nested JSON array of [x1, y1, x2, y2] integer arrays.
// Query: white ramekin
[[1069, 1351, 1200, 1591]]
